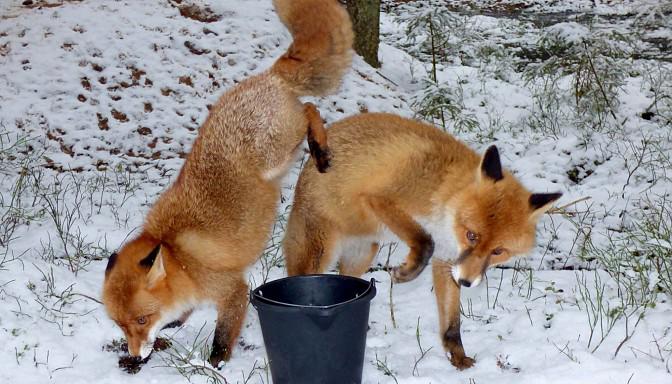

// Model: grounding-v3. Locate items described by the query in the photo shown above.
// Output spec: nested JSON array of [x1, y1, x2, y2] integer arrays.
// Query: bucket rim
[[250, 274, 376, 310]]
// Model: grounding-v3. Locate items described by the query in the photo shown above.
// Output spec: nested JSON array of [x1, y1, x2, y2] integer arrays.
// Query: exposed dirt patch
[[103, 337, 172, 374], [496, 354, 522, 373], [137, 126, 152, 136], [111, 109, 129, 122], [566, 162, 595, 184], [177, 4, 222, 23], [45, 129, 74, 157], [203, 27, 218, 36], [129, 66, 146, 83], [178, 75, 194, 87], [80, 77, 91, 91], [22, 0, 84, 9], [96, 113, 109, 130], [184, 40, 210, 55], [167, 0, 229, 23], [0, 42, 11, 57]]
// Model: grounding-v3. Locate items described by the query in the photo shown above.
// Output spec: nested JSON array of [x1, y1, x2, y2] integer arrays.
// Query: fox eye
[[137, 316, 147, 325], [492, 247, 504, 255], [466, 230, 477, 243]]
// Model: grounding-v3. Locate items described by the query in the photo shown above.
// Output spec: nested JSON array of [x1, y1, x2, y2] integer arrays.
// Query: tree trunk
[[345, 0, 381, 68]]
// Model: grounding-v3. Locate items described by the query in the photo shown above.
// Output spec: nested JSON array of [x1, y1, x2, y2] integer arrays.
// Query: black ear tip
[[105, 252, 119, 275], [529, 192, 563, 210], [139, 244, 161, 268], [482, 145, 503, 182], [546, 192, 563, 201]]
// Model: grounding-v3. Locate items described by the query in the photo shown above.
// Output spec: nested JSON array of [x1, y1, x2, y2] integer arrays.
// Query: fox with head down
[[102, 0, 353, 367]]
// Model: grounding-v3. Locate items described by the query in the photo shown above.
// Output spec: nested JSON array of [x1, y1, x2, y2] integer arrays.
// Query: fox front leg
[[304, 102, 331, 173], [209, 278, 248, 368], [432, 258, 475, 370]]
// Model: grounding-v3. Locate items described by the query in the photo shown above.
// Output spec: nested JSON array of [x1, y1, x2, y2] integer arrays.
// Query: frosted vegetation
[[0, 0, 670, 383]]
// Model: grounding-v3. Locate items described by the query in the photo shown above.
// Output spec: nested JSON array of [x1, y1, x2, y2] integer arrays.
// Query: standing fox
[[283, 113, 562, 370], [102, 0, 353, 367]]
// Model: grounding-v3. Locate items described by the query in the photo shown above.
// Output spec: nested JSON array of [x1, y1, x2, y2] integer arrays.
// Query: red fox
[[102, 0, 352, 367], [283, 113, 561, 370]]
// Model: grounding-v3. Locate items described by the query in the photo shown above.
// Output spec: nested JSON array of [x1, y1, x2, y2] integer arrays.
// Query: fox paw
[[208, 344, 231, 369], [450, 354, 475, 370], [391, 265, 410, 283], [208, 352, 227, 370], [391, 263, 424, 283]]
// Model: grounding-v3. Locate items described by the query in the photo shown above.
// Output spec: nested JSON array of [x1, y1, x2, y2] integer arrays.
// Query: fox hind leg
[[338, 238, 380, 277], [284, 205, 337, 275]]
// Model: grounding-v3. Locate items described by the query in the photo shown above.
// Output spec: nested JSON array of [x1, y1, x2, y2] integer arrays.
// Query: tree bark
[[345, 0, 381, 68]]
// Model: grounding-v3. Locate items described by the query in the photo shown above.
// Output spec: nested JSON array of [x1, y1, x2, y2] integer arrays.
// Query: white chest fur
[[416, 209, 460, 262]]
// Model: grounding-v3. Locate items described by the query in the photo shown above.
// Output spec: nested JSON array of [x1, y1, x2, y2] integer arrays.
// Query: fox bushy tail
[[271, 0, 353, 96]]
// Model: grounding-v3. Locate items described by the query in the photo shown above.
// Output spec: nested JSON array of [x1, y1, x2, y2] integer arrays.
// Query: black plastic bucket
[[250, 274, 376, 384]]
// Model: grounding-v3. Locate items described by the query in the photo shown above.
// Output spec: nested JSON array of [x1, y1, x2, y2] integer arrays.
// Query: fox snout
[[451, 264, 483, 288], [133, 339, 155, 359], [125, 331, 156, 359]]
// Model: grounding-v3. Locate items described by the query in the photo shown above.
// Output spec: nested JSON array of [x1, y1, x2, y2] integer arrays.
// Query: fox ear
[[140, 245, 166, 288], [105, 252, 118, 276], [529, 192, 563, 217], [139, 244, 161, 268], [479, 145, 503, 182]]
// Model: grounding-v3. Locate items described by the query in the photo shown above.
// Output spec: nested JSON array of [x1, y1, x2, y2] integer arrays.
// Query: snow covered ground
[[0, 0, 670, 383]]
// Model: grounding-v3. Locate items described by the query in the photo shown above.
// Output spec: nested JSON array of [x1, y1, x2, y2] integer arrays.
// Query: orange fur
[[102, 0, 353, 367], [283, 113, 561, 369]]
